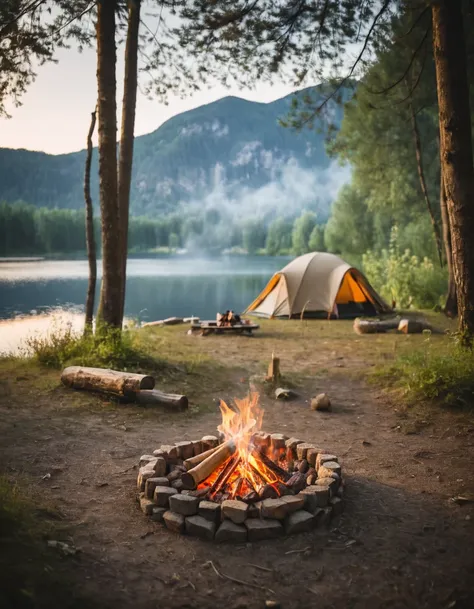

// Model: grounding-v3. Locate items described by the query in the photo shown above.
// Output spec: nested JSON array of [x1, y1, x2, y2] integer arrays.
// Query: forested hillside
[[0, 85, 345, 220]]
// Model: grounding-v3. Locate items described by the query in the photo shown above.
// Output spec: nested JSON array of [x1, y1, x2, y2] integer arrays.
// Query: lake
[[0, 255, 289, 353]]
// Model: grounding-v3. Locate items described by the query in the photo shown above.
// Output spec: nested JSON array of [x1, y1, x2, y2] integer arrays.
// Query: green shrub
[[380, 338, 474, 408], [24, 322, 158, 371], [363, 226, 447, 309]]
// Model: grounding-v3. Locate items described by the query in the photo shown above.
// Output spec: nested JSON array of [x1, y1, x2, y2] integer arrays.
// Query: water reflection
[[0, 256, 288, 353]]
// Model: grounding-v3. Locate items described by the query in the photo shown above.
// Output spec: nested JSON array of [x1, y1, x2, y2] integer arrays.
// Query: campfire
[[137, 392, 344, 542], [189, 393, 303, 502]]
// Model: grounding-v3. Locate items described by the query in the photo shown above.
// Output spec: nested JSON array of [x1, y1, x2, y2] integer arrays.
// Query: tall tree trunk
[[432, 1, 474, 344], [440, 167, 458, 317], [407, 94, 443, 266], [117, 0, 141, 322], [84, 107, 98, 335], [96, 0, 122, 330]]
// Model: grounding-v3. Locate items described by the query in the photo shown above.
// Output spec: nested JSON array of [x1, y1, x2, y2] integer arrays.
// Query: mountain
[[0, 85, 349, 221]]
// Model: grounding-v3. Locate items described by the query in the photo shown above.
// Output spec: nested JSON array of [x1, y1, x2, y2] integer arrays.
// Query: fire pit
[[136, 392, 344, 542]]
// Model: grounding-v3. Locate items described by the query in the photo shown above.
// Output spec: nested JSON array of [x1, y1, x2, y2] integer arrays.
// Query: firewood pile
[[216, 310, 242, 327], [136, 393, 344, 542]]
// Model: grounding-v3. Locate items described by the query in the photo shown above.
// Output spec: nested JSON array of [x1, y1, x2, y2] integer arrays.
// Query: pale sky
[[0, 44, 297, 156]]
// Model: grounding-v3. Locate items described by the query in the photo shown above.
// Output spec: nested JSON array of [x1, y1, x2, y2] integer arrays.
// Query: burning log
[[61, 366, 154, 398], [210, 455, 241, 496], [251, 447, 292, 482], [286, 472, 307, 493], [241, 491, 259, 504], [181, 440, 236, 490], [259, 484, 279, 500], [183, 441, 231, 471], [135, 389, 188, 410]]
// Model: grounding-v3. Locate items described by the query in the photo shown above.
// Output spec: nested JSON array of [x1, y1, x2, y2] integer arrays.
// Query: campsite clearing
[[0, 315, 473, 609]]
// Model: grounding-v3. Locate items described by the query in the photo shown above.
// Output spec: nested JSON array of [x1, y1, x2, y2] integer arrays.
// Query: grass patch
[[375, 337, 474, 409], [23, 323, 162, 373]]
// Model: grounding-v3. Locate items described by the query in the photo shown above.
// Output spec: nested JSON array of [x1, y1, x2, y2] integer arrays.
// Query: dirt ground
[[1, 319, 474, 609]]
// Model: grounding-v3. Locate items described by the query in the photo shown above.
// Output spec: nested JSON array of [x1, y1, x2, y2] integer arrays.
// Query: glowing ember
[[198, 392, 290, 501]]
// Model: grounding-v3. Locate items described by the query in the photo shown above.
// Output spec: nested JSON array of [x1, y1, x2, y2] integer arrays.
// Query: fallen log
[[353, 318, 400, 335], [135, 389, 188, 410], [398, 319, 429, 334], [61, 366, 154, 398], [181, 440, 236, 490]]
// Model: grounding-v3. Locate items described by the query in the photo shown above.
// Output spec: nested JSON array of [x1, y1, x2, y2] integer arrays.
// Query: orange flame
[[199, 392, 289, 501]]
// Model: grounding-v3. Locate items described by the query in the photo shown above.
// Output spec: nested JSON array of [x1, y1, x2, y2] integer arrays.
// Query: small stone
[[330, 496, 344, 516], [167, 469, 182, 482], [169, 493, 200, 516], [306, 448, 320, 468], [175, 441, 194, 460], [153, 448, 165, 458], [265, 602, 281, 609], [153, 457, 167, 477], [140, 497, 154, 516], [153, 486, 178, 508], [199, 501, 221, 523], [285, 438, 304, 451], [201, 435, 219, 450], [139, 454, 156, 467], [171, 479, 184, 491], [310, 393, 331, 411], [274, 388, 296, 400], [261, 498, 288, 520], [316, 454, 338, 469], [145, 477, 168, 499], [296, 443, 314, 460], [151, 506, 167, 522], [193, 441, 203, 456], [163, 510, 185, 533], [245, 518, 283, 541], [137, 466, 156, 491], [284, 510, 314, 534], [281, 494, 305, 513], [270, 433, 287, 450], [318, 461, 341, 478], [160, 445, 178, 460], [222, 499, 249, 524], [306, 473, 317, 485], [185, 515, 216, 540], [252, 432, 271, 449], [313, 507, 332, 528], [300, 485, 330, 511], [215, 520, 248, 543], [315, 477, 338, 494]]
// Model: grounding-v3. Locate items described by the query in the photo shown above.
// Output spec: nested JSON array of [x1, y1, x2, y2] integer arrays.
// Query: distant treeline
[[0, 200, 327, 257]]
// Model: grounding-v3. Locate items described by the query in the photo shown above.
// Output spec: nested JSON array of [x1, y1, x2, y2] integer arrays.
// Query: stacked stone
[[136, 432, 344, 542]]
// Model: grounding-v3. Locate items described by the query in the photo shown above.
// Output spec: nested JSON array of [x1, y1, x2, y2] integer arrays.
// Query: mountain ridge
[[0, 84, 349, 220]]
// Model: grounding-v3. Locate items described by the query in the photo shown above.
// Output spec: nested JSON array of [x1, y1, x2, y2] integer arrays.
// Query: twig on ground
[[284, 546, 311, 555], [205, 560, 275, 594]]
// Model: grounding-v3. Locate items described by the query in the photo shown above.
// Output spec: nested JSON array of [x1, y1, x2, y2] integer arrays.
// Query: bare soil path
[[1, 320, 473, 609]]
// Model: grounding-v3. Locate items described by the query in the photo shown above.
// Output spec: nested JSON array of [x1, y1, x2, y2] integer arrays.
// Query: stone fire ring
[[136, 433, 344, 543]]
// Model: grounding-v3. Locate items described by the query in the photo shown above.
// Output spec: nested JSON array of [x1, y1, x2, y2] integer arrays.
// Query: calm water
[[0, 255, 288, 352]]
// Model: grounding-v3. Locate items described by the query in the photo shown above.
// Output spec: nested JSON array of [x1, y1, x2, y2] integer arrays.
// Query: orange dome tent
[[245, 252, 391, 319]]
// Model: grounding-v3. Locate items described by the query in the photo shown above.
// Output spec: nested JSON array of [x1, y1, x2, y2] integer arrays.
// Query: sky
[[0, 44, 297, 156]]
